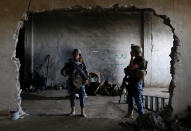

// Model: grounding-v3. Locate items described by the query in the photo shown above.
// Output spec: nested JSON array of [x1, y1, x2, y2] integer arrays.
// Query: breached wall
[[144, 12, 173, 88], [25, 11, 142, 85], [24, 11, 172, 88], [0, 0, 190, 116]]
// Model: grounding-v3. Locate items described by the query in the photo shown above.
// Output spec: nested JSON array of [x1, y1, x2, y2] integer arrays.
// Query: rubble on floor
[[136, 113, 166, 130], [174, 105, 191, 130], [85, 82, 100, 95], [96, 81, 121, 96], [0, 116, 131, 131], [122, 106, 191, 131]]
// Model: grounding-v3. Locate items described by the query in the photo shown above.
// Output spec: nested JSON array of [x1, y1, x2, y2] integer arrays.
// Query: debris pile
[[174, 105, 191, 130], [85, 72, 100, 96], [136, 113, 166, 130], [122, 106, 191, 131], [96, 81, 121, 96], [85, 82, 100, 96]]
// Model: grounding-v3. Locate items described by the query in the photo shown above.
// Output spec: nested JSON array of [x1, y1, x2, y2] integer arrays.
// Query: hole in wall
[[13, 5, 180, 118], [12, 19, 27, 116]]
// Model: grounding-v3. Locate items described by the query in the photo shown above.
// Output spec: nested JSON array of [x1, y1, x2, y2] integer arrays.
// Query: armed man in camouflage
[[61, 49, 88, 117]]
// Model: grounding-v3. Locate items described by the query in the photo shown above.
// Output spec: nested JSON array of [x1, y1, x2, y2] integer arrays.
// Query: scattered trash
[[85, 72, 100, 96], [88, 72, 101, 83], [85, 82, 100, 96], [10, 111, 19, 120], [55, 86, 63, 90], [54, 82, 65, 90]]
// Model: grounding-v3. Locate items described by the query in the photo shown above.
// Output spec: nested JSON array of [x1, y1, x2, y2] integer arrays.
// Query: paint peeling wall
[[0, 0, 190, 115]]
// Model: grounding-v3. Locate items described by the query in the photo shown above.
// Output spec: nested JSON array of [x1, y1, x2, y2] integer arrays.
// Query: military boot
[[125, 111, 133, 119], [69, 107, 76, 116], [81, 108, 87, 118]]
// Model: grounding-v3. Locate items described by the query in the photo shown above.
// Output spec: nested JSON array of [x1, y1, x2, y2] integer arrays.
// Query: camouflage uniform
[[63, 58, 88, 108]]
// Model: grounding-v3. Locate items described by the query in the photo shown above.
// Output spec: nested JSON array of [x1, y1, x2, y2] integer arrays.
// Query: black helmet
[[131, 44, 142, 54], [72, 49, 81, 55]]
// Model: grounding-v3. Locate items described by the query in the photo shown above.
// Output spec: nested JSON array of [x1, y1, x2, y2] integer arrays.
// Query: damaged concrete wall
[[144, 12, 173, 88], [0, 0, 191, 116], [25, 11, 142, 85], [24, 11, 172, 88], [0, 0, 27, 111]]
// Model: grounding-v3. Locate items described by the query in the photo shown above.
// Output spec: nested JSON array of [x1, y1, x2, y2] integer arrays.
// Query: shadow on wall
[[22, 11, 142, 87], [16, 9, 173, 90]]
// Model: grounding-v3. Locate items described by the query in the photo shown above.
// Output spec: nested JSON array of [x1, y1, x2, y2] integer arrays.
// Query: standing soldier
[[61, 49, 88, 117], [124, 44, 147, 118]]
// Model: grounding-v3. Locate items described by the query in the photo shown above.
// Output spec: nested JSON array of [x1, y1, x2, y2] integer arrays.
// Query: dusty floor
[[21, 88, 169, 117], [0, 90, 135, 131], [0, 115, 134, 131], [0, 88, 168, 131], [21, 90, 133, 119]]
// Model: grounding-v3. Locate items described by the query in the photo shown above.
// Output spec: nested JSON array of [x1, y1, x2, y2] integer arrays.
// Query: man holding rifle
[[122, 44, 147, 119]]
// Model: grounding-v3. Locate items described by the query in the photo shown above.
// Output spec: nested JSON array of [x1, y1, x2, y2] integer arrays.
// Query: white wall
[[144, 12, 173, 88]]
